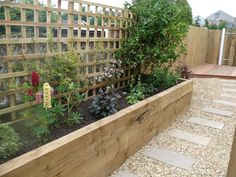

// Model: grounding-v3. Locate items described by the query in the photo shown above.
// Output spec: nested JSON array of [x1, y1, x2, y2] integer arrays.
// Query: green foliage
[[194, 17, 201, 27], [0, 25, 5, 37], [127, 77, 145, 104], [176, 0, 192, 25], [205, 20, 228, 30], [67, 112, 82, 126], [117, 0, 191, 74], [90, 86, 119, 118], [10, 8, 21, 21], [127, 76, 158, 104], [57, 83, 85, 121], [12, 60, 38, 72], [147, 68, 179, 90], [0, 124, 20, 159], [0, 0, 57, 35], [0, 6, 4, 20], [40, 51, 80, 88], [206, 21, 228, 30], [204, 19, 209, 28], [19, 51, 83, 136], [22, 101, 65, 141]]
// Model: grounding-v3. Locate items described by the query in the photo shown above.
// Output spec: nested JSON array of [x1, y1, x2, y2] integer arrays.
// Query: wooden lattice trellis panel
[[0, 0, 132, 122]]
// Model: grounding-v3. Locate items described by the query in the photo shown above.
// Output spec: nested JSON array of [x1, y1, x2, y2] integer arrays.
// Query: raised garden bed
[[0, 79, 193, 177]]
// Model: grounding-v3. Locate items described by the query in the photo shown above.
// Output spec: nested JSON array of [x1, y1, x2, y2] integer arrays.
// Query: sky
[[187, 0, 236, 18], [86, 0, 236, 18]]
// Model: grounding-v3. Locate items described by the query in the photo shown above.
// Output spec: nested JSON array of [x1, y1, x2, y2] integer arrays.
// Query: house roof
[[208, 10, 234, 18], [206, 10, 235, 23], [193, 15, 205, 20]]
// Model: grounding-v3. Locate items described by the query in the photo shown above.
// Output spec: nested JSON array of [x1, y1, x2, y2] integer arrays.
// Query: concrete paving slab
[[188, 117, 224, 129], [222, 84, 236, 87], [168, 129, 210, 146], [213, 99, 236, 107], [142, 148, 196, 170], [220, 80, 236, 84], [220, 94, 236, 99], [203, 107, 234, 117], [223, 88, 236, 93], [111, 171, 138, 177]]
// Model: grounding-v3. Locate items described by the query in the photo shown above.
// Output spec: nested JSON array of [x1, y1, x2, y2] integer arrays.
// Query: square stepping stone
[[111, 171, 137, 177], [168, 129, 210, 146], [213, 99, 236, 107], [142, 148, 196, 170], [188, 117, 224, 129], [223, 88, 236, 93], [203, 107, 234, 117], [220, 94, 236, 99]]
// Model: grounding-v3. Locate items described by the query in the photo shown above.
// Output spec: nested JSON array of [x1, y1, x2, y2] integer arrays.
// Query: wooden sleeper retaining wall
[[0, 79, 193, 177]]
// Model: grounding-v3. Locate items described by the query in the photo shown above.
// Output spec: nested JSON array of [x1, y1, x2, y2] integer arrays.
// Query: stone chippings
[[110, 78, 236, 177]]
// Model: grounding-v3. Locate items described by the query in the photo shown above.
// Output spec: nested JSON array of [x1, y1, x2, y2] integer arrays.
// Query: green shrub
[[0, 124, 20, 159], [127, 76, 158, 104], [127, 77, 145, 104], [67, 112, 82, 126], [117, 0, 191, 74], [40, 51, 80, 88], [57, 83, 85, 121], [147, 68, 179, 90]]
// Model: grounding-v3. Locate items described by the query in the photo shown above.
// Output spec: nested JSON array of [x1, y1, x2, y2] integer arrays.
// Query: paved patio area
[[111, 78, 236, 177]]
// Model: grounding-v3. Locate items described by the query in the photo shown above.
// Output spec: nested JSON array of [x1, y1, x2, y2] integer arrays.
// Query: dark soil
[[0, 80, 184, 164]]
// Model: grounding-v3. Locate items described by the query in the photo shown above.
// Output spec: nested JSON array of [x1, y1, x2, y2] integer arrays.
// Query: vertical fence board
[[222, 34, 236, 66], [181, 26, 221, 69]]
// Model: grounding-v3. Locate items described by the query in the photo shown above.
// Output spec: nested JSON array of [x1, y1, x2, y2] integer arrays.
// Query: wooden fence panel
[[0, 0, 131, 122], [182, 26, 208, 69], [223, 33, 236, 66], [205, 29, 221, 64], [182, 26, 221, 69]]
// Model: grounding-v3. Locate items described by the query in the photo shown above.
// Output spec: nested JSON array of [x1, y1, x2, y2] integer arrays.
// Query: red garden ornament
[[31, 71, 40, 87]]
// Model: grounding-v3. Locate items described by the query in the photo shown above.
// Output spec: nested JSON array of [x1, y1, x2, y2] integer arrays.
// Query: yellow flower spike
[[43, 83, 52, 109]]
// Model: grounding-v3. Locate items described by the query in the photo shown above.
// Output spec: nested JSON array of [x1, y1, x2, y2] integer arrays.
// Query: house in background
[[193, 16, 206, 27], [206, 10, 236, 29]]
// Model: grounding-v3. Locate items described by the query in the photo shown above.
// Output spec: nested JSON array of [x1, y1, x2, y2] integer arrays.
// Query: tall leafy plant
[[57, 83, 84, 124], [117, 0, 192, 74], [40, 51, 80, 88], [40, 51, 83, 125]]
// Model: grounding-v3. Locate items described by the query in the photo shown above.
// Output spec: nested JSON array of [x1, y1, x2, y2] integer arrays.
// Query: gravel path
[[111, 78, 236, 177]]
